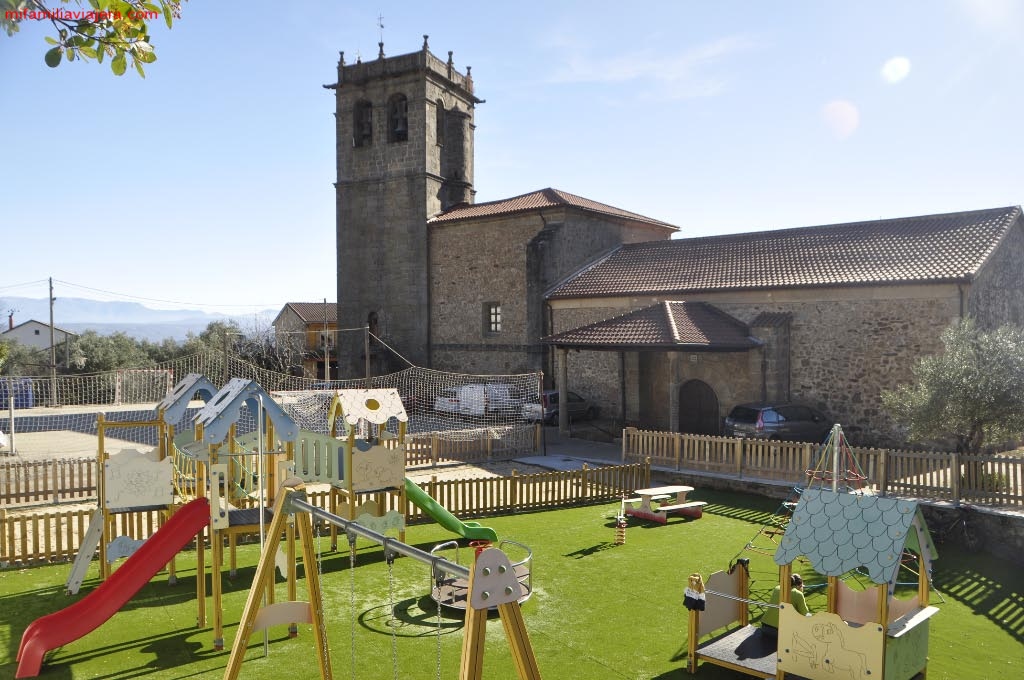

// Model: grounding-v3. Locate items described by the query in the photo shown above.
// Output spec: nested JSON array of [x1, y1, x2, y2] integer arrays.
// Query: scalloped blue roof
[[774, 489, 930, 585]]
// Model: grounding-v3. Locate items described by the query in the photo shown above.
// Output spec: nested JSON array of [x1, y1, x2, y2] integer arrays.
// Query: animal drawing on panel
[[812, 621, 867, 679]]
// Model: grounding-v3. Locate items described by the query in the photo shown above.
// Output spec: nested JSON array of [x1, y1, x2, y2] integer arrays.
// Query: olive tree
[[882, 318, 1024, 454]]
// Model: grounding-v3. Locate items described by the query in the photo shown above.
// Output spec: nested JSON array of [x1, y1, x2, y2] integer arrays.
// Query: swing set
[[223, 476, 543, 680]]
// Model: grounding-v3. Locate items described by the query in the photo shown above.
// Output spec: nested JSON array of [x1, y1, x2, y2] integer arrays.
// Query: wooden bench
[[658, 501, 707, 519]]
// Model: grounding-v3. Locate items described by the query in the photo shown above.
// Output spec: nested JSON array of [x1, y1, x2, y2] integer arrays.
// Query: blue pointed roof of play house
[[193, 378, 299, 444], [157, 373, 219, 425], [774, 488, 933, 585]]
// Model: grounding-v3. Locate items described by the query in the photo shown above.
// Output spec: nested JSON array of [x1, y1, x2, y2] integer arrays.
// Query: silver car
[[521, 390, 596, 424]]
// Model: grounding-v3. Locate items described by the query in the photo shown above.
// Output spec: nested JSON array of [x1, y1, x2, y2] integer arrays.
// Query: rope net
[[0, 353, 543, 459], [734, 425, 868, 561]]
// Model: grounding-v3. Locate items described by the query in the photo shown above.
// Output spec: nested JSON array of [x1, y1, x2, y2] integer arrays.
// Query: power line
[[52, 279, 280, 310], [0, 279, 49, 293]]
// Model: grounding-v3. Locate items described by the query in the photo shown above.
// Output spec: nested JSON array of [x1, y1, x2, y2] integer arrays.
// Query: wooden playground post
[[223, 479, 332, 680]]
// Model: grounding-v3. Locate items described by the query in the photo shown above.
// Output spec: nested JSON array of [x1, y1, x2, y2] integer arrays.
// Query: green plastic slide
[[404, 478, 498, 542]]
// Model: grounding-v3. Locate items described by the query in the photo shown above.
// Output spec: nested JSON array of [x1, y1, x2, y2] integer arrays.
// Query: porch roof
[[541, 301, 761, 351]]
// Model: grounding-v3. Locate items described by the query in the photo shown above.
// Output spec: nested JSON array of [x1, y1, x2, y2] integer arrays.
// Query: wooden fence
[[0, 461, 648, 566], [0, 458, 98, 506], [622, 427, 1024, 507], [0, 424, 540, 508]]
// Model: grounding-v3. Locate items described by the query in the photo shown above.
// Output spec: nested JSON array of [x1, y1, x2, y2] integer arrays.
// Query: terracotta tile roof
[[542, 301, 759, 350], [547, 206, 1021, 299], [279, 302, 338, 324], [428, 187, 678, 230]]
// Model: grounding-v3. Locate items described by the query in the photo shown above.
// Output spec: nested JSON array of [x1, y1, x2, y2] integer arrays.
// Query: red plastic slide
[[16, 497, 210, 678]]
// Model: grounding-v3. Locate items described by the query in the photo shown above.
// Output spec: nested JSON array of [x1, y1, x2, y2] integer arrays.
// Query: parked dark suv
[[723, 403, 831, 443]]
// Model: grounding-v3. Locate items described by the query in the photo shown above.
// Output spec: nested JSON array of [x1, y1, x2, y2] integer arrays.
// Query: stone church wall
[[429, 215, 537, 375], [715, 296, 957, 445], [968, 215, 1024, 328], [549, 305, 629, 422], [550, 288, 962, 446], [429, 211, 673, 377]]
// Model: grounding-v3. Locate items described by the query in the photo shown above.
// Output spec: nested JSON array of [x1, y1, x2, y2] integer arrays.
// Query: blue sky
[[3, 0, 1022, 315]]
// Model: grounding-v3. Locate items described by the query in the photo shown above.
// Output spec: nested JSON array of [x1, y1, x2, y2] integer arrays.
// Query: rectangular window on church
[[485, 303, 502, 334]]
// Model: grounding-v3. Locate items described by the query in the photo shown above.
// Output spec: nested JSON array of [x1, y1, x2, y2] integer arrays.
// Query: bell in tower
[[388, 94, 408, 143]]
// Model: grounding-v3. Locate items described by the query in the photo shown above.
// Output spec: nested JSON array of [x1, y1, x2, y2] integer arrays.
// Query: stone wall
[[549, 306, 625, 416], [715, 295, 958, 445], [334, 47, 477, 377], [429, 214, 537, 374], [968, 214, 1024, 328], [429, 212, 673, 377], [550, 285, 963, 446]]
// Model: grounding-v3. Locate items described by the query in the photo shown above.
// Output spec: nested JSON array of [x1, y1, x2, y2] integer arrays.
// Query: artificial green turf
[[1, 488, 1021, 679]]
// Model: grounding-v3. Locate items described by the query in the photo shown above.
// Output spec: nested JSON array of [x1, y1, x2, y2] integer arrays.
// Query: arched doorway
[[678, 380, 720, 435]]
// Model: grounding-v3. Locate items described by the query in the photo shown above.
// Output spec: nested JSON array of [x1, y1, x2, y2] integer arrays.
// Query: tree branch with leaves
[[1, 0, 185, 77]]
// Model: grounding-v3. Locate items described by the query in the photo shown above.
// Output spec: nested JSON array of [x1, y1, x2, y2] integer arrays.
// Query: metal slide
[[404, 478, 498, 542], [16, 498, 210, 678]]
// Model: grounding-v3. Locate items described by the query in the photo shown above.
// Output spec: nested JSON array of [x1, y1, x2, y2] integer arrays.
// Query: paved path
[[514, 425, 623, 470]]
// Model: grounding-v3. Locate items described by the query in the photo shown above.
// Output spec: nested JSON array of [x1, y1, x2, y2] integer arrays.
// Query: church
[[325, 39, 1024, 446]]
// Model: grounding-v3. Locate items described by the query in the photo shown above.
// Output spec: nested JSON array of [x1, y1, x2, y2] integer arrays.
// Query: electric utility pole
[[49, 277, 57, 407]]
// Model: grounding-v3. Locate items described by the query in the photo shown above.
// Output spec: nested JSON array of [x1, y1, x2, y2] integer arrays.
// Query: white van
[[433, 383, 524, 417]]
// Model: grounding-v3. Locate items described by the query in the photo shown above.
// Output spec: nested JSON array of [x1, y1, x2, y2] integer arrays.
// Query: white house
[[1, 318, 77, 351]]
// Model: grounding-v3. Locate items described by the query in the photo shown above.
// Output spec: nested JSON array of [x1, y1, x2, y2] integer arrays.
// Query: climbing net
[[735, 425, 869, 560], [274, 366, 542, 443], [804, 425, 868, 492], [2, 359, 542, 462]]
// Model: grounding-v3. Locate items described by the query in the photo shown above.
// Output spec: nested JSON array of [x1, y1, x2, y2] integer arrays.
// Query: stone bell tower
[[326, 37, 481, 377]]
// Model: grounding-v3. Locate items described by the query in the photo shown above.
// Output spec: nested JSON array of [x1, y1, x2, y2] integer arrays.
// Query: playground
[[0, 488, 1020, 678], [0, 374, 1022, 679]]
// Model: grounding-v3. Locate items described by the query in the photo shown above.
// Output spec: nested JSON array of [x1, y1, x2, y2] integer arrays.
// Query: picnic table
[[623, 485, 707, 523]]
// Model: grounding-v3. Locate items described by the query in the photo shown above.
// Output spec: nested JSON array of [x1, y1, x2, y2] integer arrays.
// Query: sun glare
[[822, 99, 861, 139], [881, 56, 912, 83]]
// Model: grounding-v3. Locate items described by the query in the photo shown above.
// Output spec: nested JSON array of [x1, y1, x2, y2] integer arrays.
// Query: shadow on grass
[[563, 541, 623, 558], [931, 545, 1024, 643], [357, 595, 465, 639], [0, 661, 72, 680], [44, 625, 218, 680]]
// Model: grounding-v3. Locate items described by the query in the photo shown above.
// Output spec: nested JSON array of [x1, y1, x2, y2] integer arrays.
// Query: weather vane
[[377, 13, 384, 43]]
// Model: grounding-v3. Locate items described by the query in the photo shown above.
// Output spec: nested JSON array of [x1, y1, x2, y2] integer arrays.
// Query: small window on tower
[[484, 303, 502, 334], [388, 94, 408, 143], [435, 99, 445, 147], [353, 100, 373, 147]]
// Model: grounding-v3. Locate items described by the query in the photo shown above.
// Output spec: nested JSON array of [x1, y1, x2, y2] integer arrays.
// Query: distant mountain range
[[0, 296, 278, 342]]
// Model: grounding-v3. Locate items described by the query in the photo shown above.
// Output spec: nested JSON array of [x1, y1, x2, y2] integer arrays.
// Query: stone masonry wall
[[430, 211, 673, 377], [429, 215, 537, 374], [968, 214, 1024, 329], [335, 47, 477, 377], [551, 288, 962, 446], [714, 296, 958, 446], [550, 306, 628, 420]]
